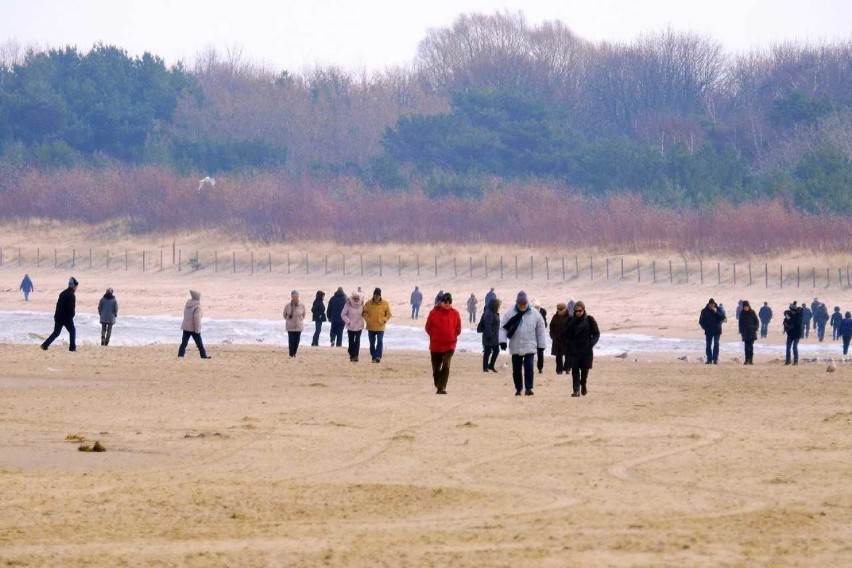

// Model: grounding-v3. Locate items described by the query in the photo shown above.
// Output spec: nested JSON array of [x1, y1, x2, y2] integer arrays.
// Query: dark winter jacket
[[758, 305, 772, 323], [564, 314, 600, 369], [549, 310, 570, 357], [53, 287, 76, 323], [699, 305, 725, 336], [327, 290, 347, 324], [311, 292, 326, 323], [801, 307, 813, 325], [840, 314, 852, 338], [830, 309, 842, 329], [738, 308, 759, 342], [783, 308, 803, 339], [480, 300, 501, 348], [538, 307, 548, 328]]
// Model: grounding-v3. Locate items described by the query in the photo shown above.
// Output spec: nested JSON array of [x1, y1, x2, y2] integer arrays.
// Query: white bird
[[197, 176, 216, 193], [677, 355, 690, 362], [614, 351, 628, 359], [826, 359, 837, 373]]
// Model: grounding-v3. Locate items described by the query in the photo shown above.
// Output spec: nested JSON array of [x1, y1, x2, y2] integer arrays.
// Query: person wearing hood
[[466, 293, 478, 324], [814, 302, 830, 342], [483, 288, 496, 316], [410, 286, 423, 320], [310, 290, 327, 347], [564, 301, 601, 396], [98, 287, 119, 346], [19, 274, 34, 301], [830, 306, 843, 341], [283, 290, 306, 357], [839, 311, 852, 355], [738, 300, 759, 365], [783, 302, 803, 365], [41, 277, 79, 352], [479, 298, 502, 372], [801, 303, 813, 338], [533, 300, 548, 373], [434, 290, 444, 307], [363, 288, 392, 363], [327, 287, 347, 347], [425, 292, 462, 394], [499, 291, 547, 396], [178, 290, 210, 358], [341, 291, 365, 362], [549, 303, 570, 374], [699, 298, 725, 364]]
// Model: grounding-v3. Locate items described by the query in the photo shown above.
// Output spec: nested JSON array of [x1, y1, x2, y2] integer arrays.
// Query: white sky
[[2, 0, 850, 73]]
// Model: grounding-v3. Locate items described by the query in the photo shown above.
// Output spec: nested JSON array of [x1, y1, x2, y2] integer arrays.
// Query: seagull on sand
[[614, 351, 628, 359], [826, 359, 837, 373]]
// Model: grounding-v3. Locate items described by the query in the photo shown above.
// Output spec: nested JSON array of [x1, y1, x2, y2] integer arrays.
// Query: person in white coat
[[499, 290, 547, 396], [283, 290, 307, 358], [341, 291, 365, 362]]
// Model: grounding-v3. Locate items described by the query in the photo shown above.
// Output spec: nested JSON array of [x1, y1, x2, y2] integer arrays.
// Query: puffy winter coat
[[699, 306, 725, 336], [311, 292, 326, 323], [54, 287, 76, 323], [410, 289, 423, 306], [840, 316, 852, 338], [98, 294, 118, 325], [564, 314, 600, 369], [499, 306, 546, 356], [327, 290, 347, 324], [283, 301, 307, 332], [341, 296, 365, 331], [182, 291, 202, 333], [480, 301, 501, 348], [738, 308, 759, 341], [425, 305, 462, 352]]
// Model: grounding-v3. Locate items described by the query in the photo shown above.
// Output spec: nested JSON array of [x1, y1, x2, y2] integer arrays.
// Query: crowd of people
[[26, 275, 852, 398]]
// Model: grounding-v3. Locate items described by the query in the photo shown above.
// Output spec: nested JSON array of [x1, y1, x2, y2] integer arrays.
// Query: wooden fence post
[[416, 254, 420, 276], [826, 267, 830, 288], [699, 260, 703, 284], [621, 258, 624, 279], [530, 255, 533, 279], [251, 252, 255, 275], [214, 251, 217, 273], [469, 256, 473, 278], [54, 249, 57, 268], [515, 255, 519, 279], [733, 262, 736, 286], [72, 248, 76, 268], [780, 265, 784, 288], [89, 249, 93, 269], [637, 259, 641, 283], [546, 256, 550, 280], [378, 254, 382, 277], [306, 253, 309, 275], [500, 256, 504, 279], [589, 256, 593, 281], [326, 255, 329, 276], [669, 260, 673, 283], [685, 260, 689, 283], [575, 255, 579, 277], [37, 247, 40, 268], [485, 255, 488, 278], [811, 267, 815, 288], [652, 260, 656, 284], [125, 250, 128, 271], [107, 250, 110, 271], [176, 250, 180, 272], [233, 251, 236, 273], [453, 257, 457, 277], [160, 250, 164, 272], [765, 263, 768, 288], [748, 262, 752, 286], [268, 252, 272, 273], [606, 258, 609, 281], [561, 257, 565, 281], [717, 262, 721, 285], [398, 255, 402, 277], [343, 254, 346, 276], [287, 253, 290, 274]]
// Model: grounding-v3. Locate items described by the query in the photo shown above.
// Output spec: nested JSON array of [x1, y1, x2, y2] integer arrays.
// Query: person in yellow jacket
[[362, 287, 392, 363]]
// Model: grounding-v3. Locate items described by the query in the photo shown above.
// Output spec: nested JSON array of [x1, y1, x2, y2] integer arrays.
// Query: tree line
[[0, 12, 851, 219]]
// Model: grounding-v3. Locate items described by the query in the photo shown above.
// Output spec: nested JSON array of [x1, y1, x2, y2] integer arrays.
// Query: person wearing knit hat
[[699, 297, 726, 364], [499, 290, 547, 396], [310, 290, 327, 347], [410, 285, 423, 320], [738, 300, 759, 364], [363, 287, 392, 362], [40, 277, 80, 352], [564, 301, 600, 396], [425, 291, 462, 394], [283, 290, 306, 357], [341, 291, 365, 362]]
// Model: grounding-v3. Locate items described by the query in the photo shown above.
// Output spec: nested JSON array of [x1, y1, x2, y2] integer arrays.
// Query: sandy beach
[[1, 226, 851, 566]]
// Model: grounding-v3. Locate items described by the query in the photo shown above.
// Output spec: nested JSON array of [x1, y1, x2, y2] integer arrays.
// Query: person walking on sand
[[758, 301, 772, 339], [564, 301, 600, 396], [479, 298, 502, 372], [283, 290, 306, 358], [425, 292, 462, 394], [98, 287, 118, 346], [484, 288, 496, 316], [534, 300, 547, 373], [738, 300, 759, 365], [783, 302, 803, 365], [801, 303, 812, 339], [814, 302, 830, 342], [410, 286, 423, 320], [699, 298, 725, 364], [839, 311, 852, 356], [549, 303, 570, 374], [327, 287, 347, 347], [830, 306, 843, 342], [310, 290, 327, 347], [178, 290, 211, 359], [19, 274, 34, 302], [363, 288, 392, 363], [499, 291, 546, 396], [341, 291, 365, 362], [41, 277, 79, 352], [466, 293, 478, 324]]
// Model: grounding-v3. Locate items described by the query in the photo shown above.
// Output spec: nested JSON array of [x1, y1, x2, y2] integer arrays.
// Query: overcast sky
[[2, 0, 850, 72]]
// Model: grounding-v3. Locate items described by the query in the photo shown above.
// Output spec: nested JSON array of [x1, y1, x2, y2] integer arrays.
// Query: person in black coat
[[738, 300, 759, 364], [758, 302, 772, 338], [41, 277, 79, 352], [479, 298, 502, 372], [326, 287, 347, 347], [564, 301, 600, 397], [310, 290, 327, 346], [698, 298, 726, 364], [783, 302, 803, 365]]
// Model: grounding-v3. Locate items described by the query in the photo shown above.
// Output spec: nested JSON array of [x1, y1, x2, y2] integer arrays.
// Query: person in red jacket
[[425, 292, 462, 395]]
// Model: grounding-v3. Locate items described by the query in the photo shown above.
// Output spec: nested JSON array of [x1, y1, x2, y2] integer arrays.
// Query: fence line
[[1, 246, 850, 290]]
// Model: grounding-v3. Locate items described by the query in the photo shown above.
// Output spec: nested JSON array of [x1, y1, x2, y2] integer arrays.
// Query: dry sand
[[1, 225, 851, 566]]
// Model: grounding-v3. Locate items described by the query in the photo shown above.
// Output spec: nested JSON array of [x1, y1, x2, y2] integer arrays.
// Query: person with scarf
[[564, 301, 600, 397], [498, 291, 546, 396]]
